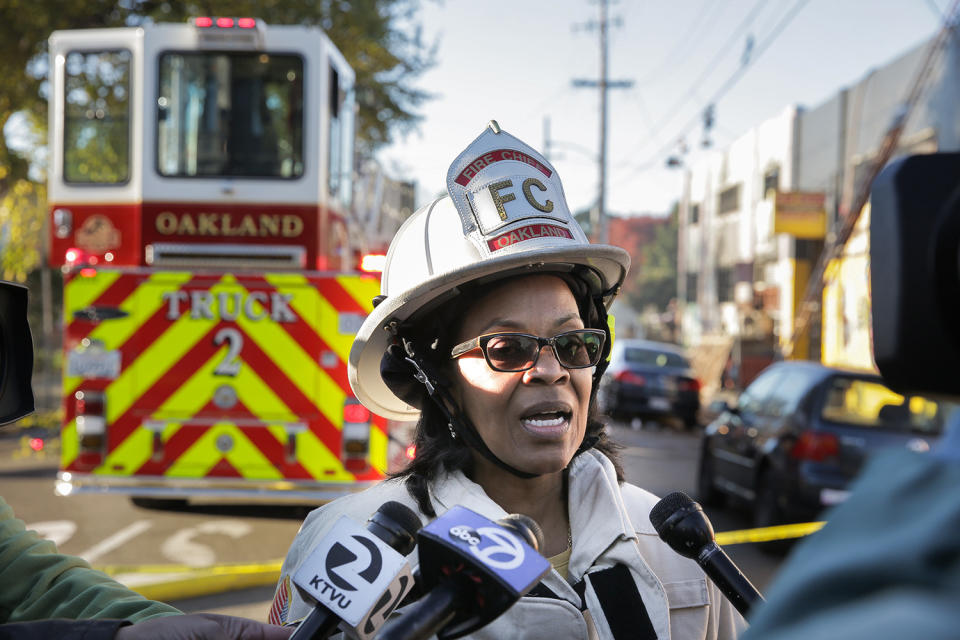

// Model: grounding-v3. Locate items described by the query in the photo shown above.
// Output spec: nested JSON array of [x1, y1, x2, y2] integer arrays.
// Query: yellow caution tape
[[94, 521, 829, 601], [97, 560, 284, 602], [715, 521, 826, 545]]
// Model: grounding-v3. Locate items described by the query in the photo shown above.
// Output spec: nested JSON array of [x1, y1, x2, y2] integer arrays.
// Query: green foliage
[[625, 204, 679, 313], [0, 0, 433, 277], [0, 1, 432, 163]]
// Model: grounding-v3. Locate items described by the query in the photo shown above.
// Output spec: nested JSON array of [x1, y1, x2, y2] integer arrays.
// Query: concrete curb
[[98, 560, 283, 602]]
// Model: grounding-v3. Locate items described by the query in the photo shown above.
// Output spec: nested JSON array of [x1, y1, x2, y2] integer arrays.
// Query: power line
[[611, 0, 773, 173], [611, 0, 811, 187], [635, 0, 727, 86]]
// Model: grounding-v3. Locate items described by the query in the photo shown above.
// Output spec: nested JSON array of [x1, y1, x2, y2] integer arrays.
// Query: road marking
[[27, 520, 77, 547], [161, 520, 253, 568], [79, 520, 154, 563]]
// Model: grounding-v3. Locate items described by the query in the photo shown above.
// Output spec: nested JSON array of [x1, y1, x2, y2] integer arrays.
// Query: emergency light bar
[[193, 17, 259, 29], [192, 16, 265, 48]]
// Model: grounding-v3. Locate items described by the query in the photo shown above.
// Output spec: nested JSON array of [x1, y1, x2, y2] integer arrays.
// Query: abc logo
[[448, 524, 525, 571]]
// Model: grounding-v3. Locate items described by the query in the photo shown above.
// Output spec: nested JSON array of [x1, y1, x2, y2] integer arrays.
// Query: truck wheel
[[131, 497, 188, 510]]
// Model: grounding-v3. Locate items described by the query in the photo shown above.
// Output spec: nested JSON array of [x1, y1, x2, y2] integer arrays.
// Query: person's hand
[[115, 613, 292, 640]]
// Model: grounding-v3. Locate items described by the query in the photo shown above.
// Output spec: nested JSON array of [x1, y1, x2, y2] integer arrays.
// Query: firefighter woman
[[277, 122, 747, 639]]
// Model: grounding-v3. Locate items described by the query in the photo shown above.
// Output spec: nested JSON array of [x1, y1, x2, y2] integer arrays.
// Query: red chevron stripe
[[65, 272, 142, 342], [240, 275, 352, 394], [104, 322, 226, 451], [314, 277, 368, 314]]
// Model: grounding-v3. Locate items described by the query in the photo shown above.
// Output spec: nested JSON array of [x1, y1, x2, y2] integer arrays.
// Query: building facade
[[678, 31, 960, 376]]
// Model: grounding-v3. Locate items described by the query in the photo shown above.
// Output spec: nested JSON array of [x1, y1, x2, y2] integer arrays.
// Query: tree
[[0, 0, 435, 278], [624, 203, 679, 313]]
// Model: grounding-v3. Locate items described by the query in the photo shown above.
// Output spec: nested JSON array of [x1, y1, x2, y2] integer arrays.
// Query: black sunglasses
[[450, 329, 606, 372]]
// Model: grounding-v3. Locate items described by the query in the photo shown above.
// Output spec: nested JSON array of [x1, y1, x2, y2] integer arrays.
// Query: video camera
[[871, 153, 960, 398], [0, 281, 35, 425]]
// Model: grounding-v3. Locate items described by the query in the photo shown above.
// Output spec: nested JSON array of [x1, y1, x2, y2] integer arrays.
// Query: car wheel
[[696, 448, 724, 507], [752, 470, 791, 555]]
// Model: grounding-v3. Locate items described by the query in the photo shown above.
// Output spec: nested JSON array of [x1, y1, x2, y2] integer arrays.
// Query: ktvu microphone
[[650, 491, 763, 617], [290, 501, 422, 640], [377, 506, 550, 640]]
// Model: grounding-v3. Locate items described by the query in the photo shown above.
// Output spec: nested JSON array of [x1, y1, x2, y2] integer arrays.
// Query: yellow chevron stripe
[[297, 429, 355, 482], [99, 427, 154, 476], [368, 427, 387, 474], [64, 272, 195, 398], [61, 419, 78, 469], [165, 423, 283, 479], [232, 293, 345, 430], [64, 270, 122, 315], [104, 301, 219, 424], [335, 275, 379, 313]]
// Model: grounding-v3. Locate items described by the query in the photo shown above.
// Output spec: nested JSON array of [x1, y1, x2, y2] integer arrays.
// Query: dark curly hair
[[387, 273, 625, 517]]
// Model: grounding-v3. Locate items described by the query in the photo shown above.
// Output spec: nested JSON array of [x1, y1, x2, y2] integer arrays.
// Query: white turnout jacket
[[275, 450, 746, 639]]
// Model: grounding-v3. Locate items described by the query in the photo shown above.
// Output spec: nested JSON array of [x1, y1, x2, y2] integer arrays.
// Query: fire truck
[[47, 17, 409, 505]]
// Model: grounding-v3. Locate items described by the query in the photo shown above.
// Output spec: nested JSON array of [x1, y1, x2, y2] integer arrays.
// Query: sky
[[377, 0, 947, 217]]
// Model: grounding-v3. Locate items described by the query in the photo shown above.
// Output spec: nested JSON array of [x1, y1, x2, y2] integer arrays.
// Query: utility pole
[[573, 0, 632, 244]]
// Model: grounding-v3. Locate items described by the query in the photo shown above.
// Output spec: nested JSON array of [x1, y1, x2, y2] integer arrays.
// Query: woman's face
[[450, 275, 594, 476]]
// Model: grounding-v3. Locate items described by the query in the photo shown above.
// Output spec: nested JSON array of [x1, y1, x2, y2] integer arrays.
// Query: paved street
[[2, 423, 784, 622]]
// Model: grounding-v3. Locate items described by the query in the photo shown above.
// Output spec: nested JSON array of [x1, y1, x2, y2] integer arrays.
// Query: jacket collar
[[427, 450, 638, 588]]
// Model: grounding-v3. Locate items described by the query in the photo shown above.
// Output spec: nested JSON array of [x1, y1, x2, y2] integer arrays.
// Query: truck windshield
[[157, 52, 304, 179]]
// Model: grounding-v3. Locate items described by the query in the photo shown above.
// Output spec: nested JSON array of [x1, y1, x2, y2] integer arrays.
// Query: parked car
[[696, 360, 954, 549], [598, 339, 701, 428]]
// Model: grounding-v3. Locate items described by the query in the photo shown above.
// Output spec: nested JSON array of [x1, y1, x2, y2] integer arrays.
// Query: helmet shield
[[349, 122, 630, 420]]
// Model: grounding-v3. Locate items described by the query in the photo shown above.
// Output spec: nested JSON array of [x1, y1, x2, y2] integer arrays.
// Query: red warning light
[[29, 438, 44, 452], [405, 444, 417, 460], [216, 17, 234, 28], [80, 268, 97, 278], [343, 403, 371, 423], [360, 253, 387, 273], [194, 16, 213, 27], [237, 17, 257, 28]]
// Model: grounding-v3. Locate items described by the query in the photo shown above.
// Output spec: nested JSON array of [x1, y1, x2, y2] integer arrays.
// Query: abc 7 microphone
[[290, 501, 422, 640], [650, 491, 764, 618], [377, 506, 551, 640]]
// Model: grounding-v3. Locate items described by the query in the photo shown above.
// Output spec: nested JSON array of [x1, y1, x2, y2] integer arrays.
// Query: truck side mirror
[[0, 282, 35, 425]]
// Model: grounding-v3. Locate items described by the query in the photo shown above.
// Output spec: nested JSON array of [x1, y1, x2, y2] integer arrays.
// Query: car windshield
[[623, 347, 689, 369], [820, 376, 955, 434]]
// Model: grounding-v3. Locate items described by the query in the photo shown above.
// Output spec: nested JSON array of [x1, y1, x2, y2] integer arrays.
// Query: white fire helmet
[[348, 121, 631, 421]]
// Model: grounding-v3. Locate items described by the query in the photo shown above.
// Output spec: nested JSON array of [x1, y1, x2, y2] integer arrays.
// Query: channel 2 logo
[[448, 524, 525, 570], [325, 535, 384, 591]]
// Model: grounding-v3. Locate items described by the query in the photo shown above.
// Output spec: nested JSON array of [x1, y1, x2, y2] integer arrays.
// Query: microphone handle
[[697, 543, 764, 618], [289, 606, 340, 640], [376, 585, 460, 640]]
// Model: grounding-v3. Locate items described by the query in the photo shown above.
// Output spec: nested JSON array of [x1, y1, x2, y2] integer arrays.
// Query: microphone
[[649, 491, 764, 618], [291, 501, 422, 640], [376, 506, 551, 640]]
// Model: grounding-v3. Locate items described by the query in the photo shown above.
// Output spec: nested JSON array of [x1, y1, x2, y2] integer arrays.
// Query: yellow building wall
[[820, 205, 877, 372]]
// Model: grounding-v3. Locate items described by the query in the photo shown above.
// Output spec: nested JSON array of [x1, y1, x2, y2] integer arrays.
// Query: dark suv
[[697, 360, 953, 543], [598, 339, 701, 428]]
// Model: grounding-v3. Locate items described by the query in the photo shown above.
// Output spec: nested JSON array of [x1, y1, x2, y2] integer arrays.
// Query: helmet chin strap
[[399, 338, 540, 479]]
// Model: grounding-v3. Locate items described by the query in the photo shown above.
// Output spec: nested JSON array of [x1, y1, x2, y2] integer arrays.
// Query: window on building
[[717, 266, 734, 302], [718, 184, 741, 214], [763, 167, 780, 197], [685, 273, 698, 303], [689, 202, 700, 224]]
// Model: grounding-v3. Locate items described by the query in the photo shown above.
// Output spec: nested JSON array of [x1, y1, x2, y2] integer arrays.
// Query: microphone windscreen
[[649, 491, 696, 535], [378, 500, 423, 538], [497, 514, 545, 552]]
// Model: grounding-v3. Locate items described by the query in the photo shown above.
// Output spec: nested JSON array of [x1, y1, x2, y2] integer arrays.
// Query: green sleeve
[[0, 496, 182, 624]]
